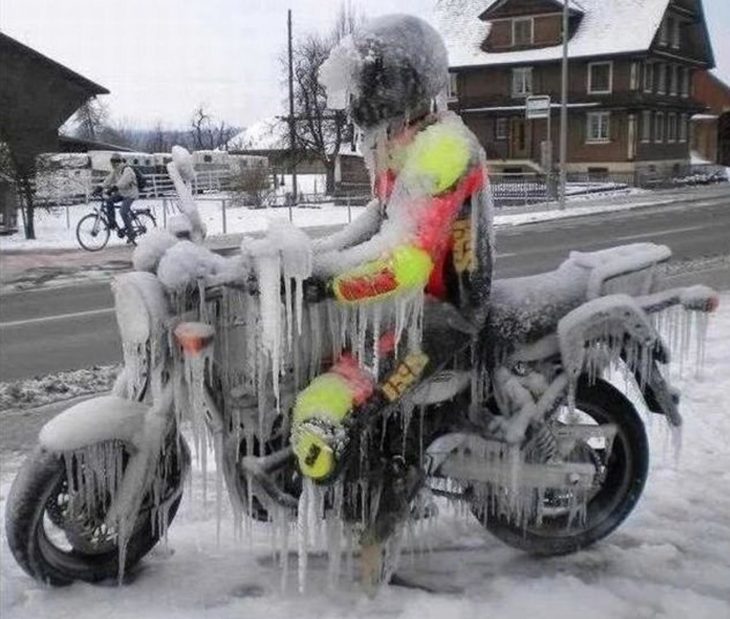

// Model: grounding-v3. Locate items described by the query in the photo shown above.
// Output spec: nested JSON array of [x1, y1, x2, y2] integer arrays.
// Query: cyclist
[[95, 153, 139, 243]]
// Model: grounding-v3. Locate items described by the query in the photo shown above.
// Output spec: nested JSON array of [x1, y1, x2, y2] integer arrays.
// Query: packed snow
[[1, 294, 729, 619], [0, 199, 366, 252]]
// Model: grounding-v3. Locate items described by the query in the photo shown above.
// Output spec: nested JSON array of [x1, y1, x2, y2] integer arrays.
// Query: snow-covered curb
[[0, 365, 119, 411]]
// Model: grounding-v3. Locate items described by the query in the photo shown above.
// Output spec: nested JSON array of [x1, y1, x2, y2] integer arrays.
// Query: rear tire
[[473, 378, 649, 556], [132, 212, 156, 239], [76, 213, 110, 251], [5, 439, 188, 585]]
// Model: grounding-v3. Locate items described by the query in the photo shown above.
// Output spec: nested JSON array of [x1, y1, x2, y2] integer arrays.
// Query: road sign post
[[527, 95, 554, 193]]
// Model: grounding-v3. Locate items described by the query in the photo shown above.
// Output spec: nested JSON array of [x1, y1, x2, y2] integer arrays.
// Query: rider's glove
[[302, 277, 331, 303], [91, 186, 102, 196]]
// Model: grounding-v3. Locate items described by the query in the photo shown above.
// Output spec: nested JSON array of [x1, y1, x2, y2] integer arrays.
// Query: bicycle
[[76, 194, 157, 252]]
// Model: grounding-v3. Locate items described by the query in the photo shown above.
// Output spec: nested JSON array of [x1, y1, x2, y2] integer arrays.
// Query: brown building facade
[[690, 71, 730, 166], [439, 0, 716, 178]]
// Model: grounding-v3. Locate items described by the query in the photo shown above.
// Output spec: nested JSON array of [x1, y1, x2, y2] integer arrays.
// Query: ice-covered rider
[[95, 152, 139, 243], [291, 14, 494, 481]]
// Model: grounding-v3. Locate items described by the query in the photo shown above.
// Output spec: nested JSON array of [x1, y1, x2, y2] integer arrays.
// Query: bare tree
[[0, 138, 37, 239], [145, 121, 170, 153], [229, 162, 275, 207], [69, 97, 109, 141], [190, 105, 214, 150], [189, 106, 238, 150], [287, 3, 362, 194]]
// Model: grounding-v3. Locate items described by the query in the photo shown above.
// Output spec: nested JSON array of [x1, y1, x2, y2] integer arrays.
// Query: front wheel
[[76, 213, 110, 251], [473, 378, 649, 556], [5, 439, 188, 585]]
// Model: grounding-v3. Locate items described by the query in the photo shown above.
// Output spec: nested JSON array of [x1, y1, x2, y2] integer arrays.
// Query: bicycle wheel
[[76, 213, 110, 252], [131, 211, 157, 239]]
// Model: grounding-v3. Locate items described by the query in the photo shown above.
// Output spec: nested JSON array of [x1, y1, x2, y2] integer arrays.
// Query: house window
[[643, 62, 654, 93], [679, 114, 687, 142], [656, 63, 666, 94], [512, 67, 533, 97], [670, 65, 679, 96], [495, 118, 508, 140], [586, 112, 610, 143], [630, 62, 639, 90], [512, 18, 533, 46], [667, 113, 677, 142], [659, 17, 670, 46], [655, 112, 665, 142], [681, 67, 690, 97], [448, 73, 459, 99], [588, 62, 613, 94], [641, 110, 652, 143], [672, 18, 681, 49]]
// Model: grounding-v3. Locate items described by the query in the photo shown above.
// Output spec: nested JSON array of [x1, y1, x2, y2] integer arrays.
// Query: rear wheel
[[472, 378, 649, 556], [76, 213, 110, 251], [5, 438, 188, 585]]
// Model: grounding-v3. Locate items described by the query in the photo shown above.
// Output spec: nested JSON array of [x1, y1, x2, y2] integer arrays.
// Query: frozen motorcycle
[[4, 214, 719, 587]]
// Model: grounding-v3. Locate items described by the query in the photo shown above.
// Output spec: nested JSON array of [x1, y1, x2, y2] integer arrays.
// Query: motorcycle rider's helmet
[[319, 14, 449, 129]]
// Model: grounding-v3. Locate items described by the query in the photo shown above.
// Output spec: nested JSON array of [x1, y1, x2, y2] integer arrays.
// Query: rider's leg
[[290, 300, 475, 481], [120, 198, 135, 239], [105, 195, 122, 228]]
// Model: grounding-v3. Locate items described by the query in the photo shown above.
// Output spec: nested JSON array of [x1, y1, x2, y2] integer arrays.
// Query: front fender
[[38, 395, 149, 454]]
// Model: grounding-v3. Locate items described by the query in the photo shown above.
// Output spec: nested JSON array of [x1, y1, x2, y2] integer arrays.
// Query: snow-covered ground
[[0, 190, 685, 253], [1, 295, 729, 618], [0, 198, 365, 252]]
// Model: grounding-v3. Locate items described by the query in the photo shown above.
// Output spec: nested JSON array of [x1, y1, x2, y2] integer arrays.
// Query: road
[[1, 192, 729, 380]]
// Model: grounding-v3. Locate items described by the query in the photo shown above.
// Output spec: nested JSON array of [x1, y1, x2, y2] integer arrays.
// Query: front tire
[[5, 439, 188, 585], [76, 213, 110, 251], [474, 378, 649, 556]]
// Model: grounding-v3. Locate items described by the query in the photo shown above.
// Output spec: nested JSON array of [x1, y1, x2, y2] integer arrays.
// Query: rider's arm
[[100, 170, 115, 190], [315, 121, 475, 304], [311, 198, 382, 254]]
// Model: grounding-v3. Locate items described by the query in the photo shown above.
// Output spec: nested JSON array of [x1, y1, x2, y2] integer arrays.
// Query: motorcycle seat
[[487, 243, 670, 349]]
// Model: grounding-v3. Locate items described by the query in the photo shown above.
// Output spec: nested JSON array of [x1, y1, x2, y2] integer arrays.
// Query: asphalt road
[[1, 191, 729, 381]]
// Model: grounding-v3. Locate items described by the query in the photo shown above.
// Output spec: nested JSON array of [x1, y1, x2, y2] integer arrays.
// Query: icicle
[[326, 482, 344, 590], [251, 240, 282, 405], [297, 479, 312, 593]]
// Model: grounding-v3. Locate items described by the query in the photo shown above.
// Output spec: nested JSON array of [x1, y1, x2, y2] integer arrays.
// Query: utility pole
[[287, 9, 298, 204], [558, 0, 569, 209]]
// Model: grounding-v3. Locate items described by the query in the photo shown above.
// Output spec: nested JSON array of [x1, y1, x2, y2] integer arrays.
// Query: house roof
[[58, 134, 134, 153], [479, 0, 584, 20], [227, 117, 289, 152], [436, 0, 675, 69], [0, 32, 108, 95]]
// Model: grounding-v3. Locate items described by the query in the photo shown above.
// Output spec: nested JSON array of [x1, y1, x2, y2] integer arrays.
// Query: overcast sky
[[1, 0, 728, 131]]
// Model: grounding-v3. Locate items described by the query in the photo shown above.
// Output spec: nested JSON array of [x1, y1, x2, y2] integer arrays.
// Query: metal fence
[[489, 164, 728, 207], [22, 162, 730, 216]]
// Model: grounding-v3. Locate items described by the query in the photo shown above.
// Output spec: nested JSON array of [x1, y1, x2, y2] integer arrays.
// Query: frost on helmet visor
[[320, 14, 450, 128]]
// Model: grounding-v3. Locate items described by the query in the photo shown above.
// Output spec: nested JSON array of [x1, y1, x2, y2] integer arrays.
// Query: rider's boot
[[291, 354, 374, 481]]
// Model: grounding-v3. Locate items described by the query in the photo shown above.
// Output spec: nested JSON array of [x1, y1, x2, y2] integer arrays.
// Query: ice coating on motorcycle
[[3, 12, 721, 599]]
